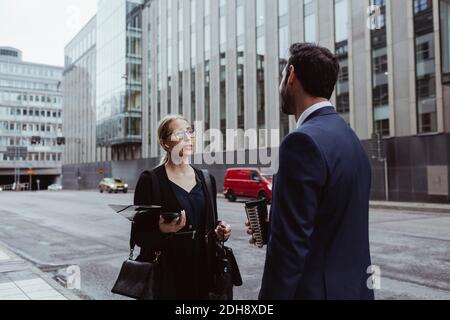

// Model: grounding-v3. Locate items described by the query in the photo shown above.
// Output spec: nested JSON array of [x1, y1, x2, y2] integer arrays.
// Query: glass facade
[[157, 0, 162, 137], [64, 17, 97, 164], [167, 0, 173, 115], [190, 0, 196, 122], [96, 0, 143, 156], [204, 0, 211, 131], [370, 0, 390, 136], [69, 0, 448, 163], [219, 0, 227, 140], [304, 0, 317, 43], [256, 0, 266, 148], [237, 0, 245, 136], [335, 0, 350, 124], [414, 0, 437, 133], [178, 0, 184, 115], [279, 0, 290, 139], [441, 0, 450, 83]]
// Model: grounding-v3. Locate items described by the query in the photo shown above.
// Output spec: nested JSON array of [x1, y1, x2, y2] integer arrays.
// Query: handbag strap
[[201, 169, 218, 225], [201, 169, 226, 247], [129, 169, 161, 259]]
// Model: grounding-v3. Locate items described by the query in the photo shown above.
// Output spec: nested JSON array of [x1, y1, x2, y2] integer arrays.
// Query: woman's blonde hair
[[158, 114, 190, 165]]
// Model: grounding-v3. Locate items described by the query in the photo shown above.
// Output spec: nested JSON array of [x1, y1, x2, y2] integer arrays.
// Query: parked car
[[99, 178, 128, 194], [48, 184, 63, 191], [223, 168, 273, 203]]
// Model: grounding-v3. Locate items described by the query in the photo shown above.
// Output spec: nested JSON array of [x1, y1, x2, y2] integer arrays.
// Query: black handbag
[[111, 246, 161, 300], [111, 170, 163, 300], [208, 241, 243, 300], [201, 170, 243, 300]]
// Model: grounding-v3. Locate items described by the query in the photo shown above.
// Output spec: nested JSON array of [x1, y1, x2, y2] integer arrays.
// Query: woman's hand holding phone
[[159, 210, 186, 234]]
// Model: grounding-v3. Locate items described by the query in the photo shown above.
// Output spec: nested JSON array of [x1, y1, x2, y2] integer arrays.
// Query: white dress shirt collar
[[296, 101, 335, 128]]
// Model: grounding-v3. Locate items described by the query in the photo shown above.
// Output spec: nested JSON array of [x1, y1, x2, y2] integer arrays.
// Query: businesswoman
[[133, 114, 232, 300]]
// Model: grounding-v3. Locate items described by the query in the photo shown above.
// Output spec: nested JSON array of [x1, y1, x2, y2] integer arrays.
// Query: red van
[[223, 168, 273, 203]]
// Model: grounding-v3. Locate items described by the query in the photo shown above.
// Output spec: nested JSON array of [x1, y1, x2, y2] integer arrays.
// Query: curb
[[218, 193, 450, 215], [369, 202, 450, 215], [0, 243, 81, 300]]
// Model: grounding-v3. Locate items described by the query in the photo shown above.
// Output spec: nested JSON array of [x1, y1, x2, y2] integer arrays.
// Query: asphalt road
[[0, 190, 449, 300]]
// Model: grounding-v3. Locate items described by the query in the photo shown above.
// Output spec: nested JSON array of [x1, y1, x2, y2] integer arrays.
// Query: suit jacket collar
[[302, 106, 337, 125]]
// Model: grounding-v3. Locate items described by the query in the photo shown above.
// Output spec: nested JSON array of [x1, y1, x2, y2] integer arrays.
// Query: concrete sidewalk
[[0, 244, 80, 300], [370, 201, 450, 214]]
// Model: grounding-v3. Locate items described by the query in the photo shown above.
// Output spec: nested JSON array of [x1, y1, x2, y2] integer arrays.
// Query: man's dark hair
[[287, 43, 340, 100]]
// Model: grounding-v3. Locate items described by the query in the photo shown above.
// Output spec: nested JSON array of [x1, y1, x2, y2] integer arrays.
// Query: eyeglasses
[[171, 128, 196, 140]]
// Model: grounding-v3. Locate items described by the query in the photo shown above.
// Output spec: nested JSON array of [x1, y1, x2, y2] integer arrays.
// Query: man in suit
[[249, 43, 375, 300]]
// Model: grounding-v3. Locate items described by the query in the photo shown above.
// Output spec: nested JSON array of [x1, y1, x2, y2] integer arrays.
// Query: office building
[[0, 47, 63, 190], [63, 0, 450, 203]]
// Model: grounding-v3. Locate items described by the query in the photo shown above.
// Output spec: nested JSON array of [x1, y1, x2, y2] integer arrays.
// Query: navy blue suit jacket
[[259, 107, 374, 300]]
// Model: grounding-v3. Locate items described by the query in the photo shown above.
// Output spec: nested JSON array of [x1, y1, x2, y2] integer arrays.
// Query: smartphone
[[161, 212, 181, 224]]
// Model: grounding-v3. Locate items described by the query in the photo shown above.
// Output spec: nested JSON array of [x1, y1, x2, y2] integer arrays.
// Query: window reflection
[[441, 0, 450, 83], [370, 0, 390, 136], [335, 0, 350, 124], [304, 0, 317, 43], [219, 1, 226, 146], [279, 0, 289, 139], [256, 0, 266, 148], [237, 0, 245, 138], [413, 0, 437, 133]]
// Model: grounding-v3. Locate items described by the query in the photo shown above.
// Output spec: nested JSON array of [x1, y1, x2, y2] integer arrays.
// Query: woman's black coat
[[133, 165, 219, 300]]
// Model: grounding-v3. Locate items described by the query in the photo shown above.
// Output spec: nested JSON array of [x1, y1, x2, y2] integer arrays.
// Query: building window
[[279, 0, 290, 140], [414, 0, 437, 133], [335, 0, 350, 124], [219, 0, 227, 144], [304, 0, 317, 43], [204, 0, 211, 131], [441, 0, 450, 83], [167, 0, 173, 115], [370, 0, 390, 136], [237, 0, 245, 136], [179, 0, 184, 116], [190, 0, 196, 122], [256, 0, 266, 148], [414, 0, 432, 13]]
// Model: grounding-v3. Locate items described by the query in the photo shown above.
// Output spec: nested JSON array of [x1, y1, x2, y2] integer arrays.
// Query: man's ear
[[288, 65, 296, 86]]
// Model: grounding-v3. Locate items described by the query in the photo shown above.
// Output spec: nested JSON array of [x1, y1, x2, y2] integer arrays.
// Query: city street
[[0, 190, 449, 300]]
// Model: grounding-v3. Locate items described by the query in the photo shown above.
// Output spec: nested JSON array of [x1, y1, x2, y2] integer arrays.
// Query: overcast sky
[[0, 0, 97, 67]]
